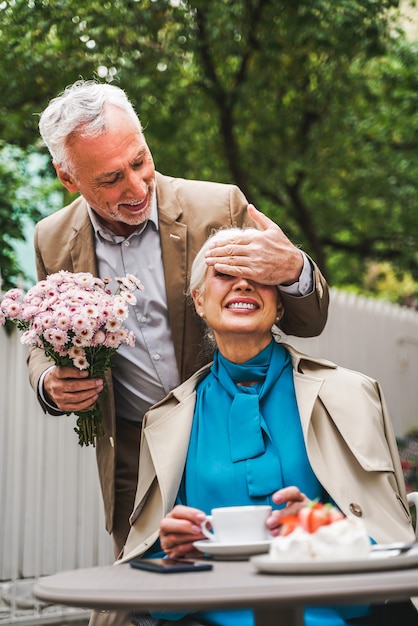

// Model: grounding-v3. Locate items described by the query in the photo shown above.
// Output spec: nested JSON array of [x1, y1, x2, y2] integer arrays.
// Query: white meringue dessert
[[270, 516, 371, 562]]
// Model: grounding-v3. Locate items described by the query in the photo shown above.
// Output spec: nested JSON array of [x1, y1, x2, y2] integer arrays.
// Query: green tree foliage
[[0, 143, 63, 291], [1, 0, 418, 302]]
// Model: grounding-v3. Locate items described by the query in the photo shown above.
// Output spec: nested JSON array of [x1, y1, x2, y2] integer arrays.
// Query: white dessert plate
[[251, 546, 418, 574], [193, 539, 271, 559]]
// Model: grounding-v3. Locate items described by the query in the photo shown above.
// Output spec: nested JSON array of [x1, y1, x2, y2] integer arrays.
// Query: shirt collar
[[87, 190, 158, 243]]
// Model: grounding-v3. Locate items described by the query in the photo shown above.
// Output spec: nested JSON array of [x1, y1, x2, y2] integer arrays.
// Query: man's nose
[[125, 169, 146, 194]]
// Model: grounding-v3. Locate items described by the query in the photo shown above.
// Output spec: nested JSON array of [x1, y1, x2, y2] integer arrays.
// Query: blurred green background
[[1, 0, 418, 306]]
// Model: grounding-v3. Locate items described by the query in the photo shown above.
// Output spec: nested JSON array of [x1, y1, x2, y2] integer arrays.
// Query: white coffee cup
[[200, 505, 272, 544]]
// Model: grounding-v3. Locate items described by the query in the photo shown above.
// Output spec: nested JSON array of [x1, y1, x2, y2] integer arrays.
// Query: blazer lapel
[[68, 199, 98, 274], [155, 173, 188, 368]]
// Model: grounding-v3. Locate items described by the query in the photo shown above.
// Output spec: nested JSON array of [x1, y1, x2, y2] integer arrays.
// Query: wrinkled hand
[[159, 505, 207, 558], [44, 365, 104, 413], [266, 486, 311, 536], [204, 204, 303, 286]]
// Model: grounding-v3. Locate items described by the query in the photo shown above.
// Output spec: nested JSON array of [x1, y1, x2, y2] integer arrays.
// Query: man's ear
[[53, 162, 80, 193]]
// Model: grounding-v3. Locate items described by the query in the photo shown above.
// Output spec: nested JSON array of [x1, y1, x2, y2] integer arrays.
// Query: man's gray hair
[[39, 80, 142, 172]]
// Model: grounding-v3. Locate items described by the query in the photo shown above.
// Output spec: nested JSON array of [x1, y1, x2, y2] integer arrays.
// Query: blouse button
[[349, 502, 363, 517]]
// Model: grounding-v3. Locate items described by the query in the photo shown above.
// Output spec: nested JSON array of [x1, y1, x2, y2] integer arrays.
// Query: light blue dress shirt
[[87, 198, 181, 423]]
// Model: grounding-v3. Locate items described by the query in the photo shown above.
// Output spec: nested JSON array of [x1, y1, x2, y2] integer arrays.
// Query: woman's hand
[[159, 505, 207, 558], [266, 486, 311, 536]]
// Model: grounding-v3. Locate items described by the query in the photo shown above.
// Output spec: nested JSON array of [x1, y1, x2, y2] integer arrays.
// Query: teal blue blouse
[[151, 341, 371, 625]]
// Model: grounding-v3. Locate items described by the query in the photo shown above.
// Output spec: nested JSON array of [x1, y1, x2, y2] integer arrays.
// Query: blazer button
[[349, 502, 363, 517]]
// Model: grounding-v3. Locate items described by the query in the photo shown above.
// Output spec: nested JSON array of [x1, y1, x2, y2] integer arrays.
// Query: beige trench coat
[[120, 342, 414, 563]]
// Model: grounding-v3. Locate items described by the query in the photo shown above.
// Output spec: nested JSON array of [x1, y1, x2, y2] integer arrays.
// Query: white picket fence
[[1, 288, 418, 622], [0, 322, 113, 623]]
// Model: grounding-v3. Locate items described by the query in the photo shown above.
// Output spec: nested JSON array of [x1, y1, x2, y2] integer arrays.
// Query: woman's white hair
[[39, 80, 142, 172], [189, 227, 260, 297]]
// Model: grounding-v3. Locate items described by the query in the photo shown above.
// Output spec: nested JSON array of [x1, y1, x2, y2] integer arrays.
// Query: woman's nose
[[233, 277, 253, 290]]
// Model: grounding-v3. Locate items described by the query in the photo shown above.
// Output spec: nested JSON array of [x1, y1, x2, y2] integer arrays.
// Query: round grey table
[[33, 559, 418, 626]]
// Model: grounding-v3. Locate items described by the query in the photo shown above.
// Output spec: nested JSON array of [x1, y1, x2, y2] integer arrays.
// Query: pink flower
[[125, 331, 135, 347], [22, 305, 42, 321], [31, 318, 43, 333], [21, 329, 37, 345], [112, 296, 129, 321], [74, 273, 99, 288], [72, 335, 86, 347], [3, 288, 23, 301], [76, 327, 94, 345], [116, 328, 128, 343], [24, 294, 43, 307], [92, 330, 107, 346], [119, 274, 144, 292], [72, 354, 89, 370], [69, 346, 85, 358], [72, 314, 90, 331], [98, 305, 112, 320], [118, 276, 135, 290], [120, 291, 137, 305], [84, 304, 99, 318], [0, 270, 142, 447], [44, 328, 69, 348], [1, 299, 23, 319], [105, 318, 122, 331], [55, 313, 72, 330], [104, 332, 120, 348], [40, 314, 56, 329]]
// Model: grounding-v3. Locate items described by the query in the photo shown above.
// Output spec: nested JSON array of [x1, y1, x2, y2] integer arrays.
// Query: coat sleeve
[[228, 185, 329, 338], [278, 259, 329, 337]]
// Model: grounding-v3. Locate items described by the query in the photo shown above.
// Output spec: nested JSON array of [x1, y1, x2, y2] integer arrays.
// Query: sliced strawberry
[[300, 503, 330, 533], [277, 502, 345, 536], [309, 508, 331, 533], [278, 515, 300, 536], [291, 502, 345, 534]]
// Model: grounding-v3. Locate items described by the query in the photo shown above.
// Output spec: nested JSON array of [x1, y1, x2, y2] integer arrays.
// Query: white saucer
[[251, 546, 418, 574], [193, 539, 271, 560]]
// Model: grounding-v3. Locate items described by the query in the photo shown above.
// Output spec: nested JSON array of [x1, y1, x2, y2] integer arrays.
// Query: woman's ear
[[192, 289, 205, 318], [276, 298, 285, 322]]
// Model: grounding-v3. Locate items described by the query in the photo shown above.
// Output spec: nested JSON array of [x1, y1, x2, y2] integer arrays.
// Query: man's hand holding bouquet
[[0, 270, 143, 446]]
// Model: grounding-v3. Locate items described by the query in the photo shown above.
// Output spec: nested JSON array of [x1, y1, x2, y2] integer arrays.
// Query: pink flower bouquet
[[0, 270, 143, 446]]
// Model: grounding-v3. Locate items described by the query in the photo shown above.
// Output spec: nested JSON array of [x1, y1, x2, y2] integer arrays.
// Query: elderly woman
[[118, 228, 416, 626]]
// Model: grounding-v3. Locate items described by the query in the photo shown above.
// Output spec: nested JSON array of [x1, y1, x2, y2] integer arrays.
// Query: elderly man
[[27, 80, 329, 557]]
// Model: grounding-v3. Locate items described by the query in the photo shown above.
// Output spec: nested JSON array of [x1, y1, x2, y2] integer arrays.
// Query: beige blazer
[[120, 343, 414, 562], [27, 172, 329, 533]]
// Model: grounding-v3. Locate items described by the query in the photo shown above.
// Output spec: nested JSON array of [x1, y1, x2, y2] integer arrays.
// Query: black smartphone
[[130, 557, 213, 573]]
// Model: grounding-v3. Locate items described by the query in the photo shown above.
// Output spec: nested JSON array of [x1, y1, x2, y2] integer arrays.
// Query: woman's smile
[[225, 298, 260, 311]]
